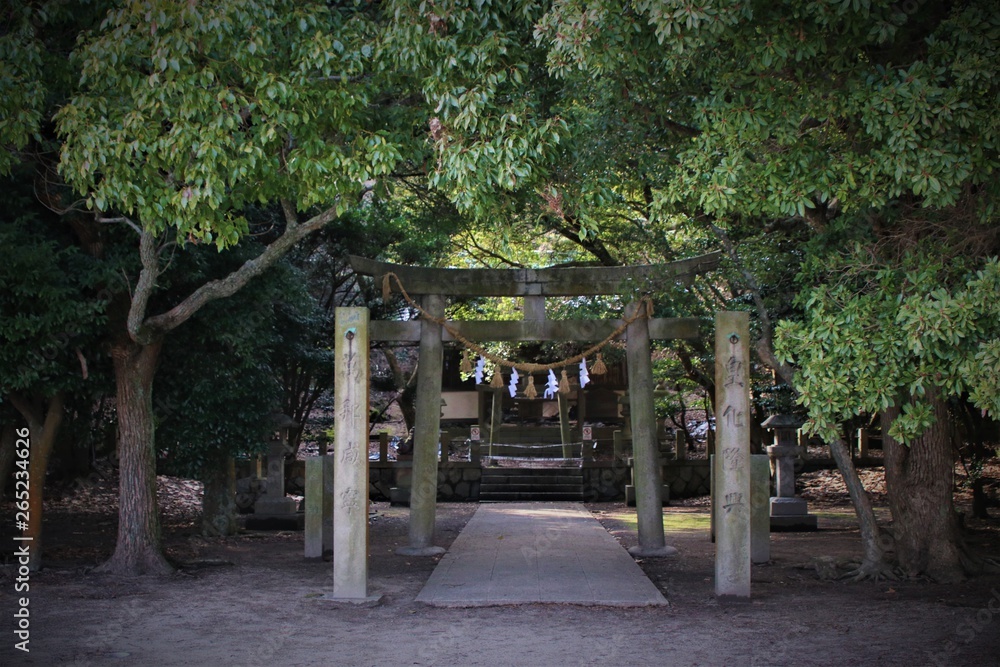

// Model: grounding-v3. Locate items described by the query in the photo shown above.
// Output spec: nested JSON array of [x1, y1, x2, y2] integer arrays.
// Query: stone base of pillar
[[253, 496, 298, 515], [249, 494, 303, 530], [396, 545, 446, 556], [245, 513, 305, 531], [627, 544, 679, 558], [769, 497, 817, 531], [751, 454, 770, 564], [625, 484, 670, 507], [305, 456, 334, 558], [770, 497, 809, 515], [770, 515, 818, 531], [318, 593, 384, 605]]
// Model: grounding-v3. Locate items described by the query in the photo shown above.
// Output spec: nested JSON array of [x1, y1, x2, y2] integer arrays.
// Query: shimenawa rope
[[380, 271, 653, 375]]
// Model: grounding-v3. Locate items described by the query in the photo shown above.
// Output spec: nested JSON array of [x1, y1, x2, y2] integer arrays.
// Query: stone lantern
[[762, 415, 817, 531], [249, 413, 304, 529]]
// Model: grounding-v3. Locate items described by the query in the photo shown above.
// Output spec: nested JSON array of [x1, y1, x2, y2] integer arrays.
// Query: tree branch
[[659, 116, 701, 138], [828, 434, 892, 579], [141, 204, 342, 337], [280, 199, 299, 228], [548, 215, 619, 267], [706, 219, 797, 386], [98, 215, 143, 235], [676, 342, 715, 394], [460, 232, 527, 268], [311, 74, 367, 83], [127, 229, 162, 345]]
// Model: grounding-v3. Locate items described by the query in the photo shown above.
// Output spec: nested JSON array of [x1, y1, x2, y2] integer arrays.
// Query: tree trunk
[[26, 394, 63, 571], [8, 393, 65, 572], [882, 389, 965, 583], [827, 435, 889, 577], [201, 452, 239, 537], [99, 340, 173, 575], [0, 422, 15, 498]]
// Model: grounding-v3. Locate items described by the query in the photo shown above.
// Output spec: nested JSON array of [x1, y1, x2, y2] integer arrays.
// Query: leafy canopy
[[383, 0, 567, 218], [0, 208, 107, 396], [0, 2, 45, 175], [527, 0, 1000, 442], [776, 252, 1000, 443], [537, 0, 1000, 220], [56, 0, 400, 248]]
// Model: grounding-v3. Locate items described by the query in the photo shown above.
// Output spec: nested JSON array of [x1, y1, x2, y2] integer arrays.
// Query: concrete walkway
[[415, 502, 668, 607]]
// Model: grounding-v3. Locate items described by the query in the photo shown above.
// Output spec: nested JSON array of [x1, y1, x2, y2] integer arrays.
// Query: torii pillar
[[397, 294, 447, 556], [626, 300, 678, 558]]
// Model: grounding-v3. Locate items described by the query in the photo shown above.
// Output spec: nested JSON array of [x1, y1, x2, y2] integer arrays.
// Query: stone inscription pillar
[[332, 307, 372, 599], [304, 455, 334, 558], [750, 454, 770, 564], [399, 294, 446, 556], [714, 311, 751, 600], [626, 301, 676, 557]]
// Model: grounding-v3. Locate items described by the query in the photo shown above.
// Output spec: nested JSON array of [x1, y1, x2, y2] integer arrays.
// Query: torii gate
[[349, 252, 721, 557]]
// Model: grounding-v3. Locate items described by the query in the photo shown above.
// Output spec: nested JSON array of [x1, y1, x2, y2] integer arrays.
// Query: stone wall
[[662, 461, 711, 498], [663, 460, 709, 498], [436, 463, 483, 502], [369, 462, 482, 502], [581, 461, 710, 501], [367, 460, 707, 503], [582, 464, 630, 502]]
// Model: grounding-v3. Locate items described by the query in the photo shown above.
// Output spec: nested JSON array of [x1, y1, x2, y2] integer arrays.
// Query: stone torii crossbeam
[[349, 252, 721, 558]]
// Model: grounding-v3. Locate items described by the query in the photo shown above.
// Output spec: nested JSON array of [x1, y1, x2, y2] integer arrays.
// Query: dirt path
[[4, 459, 1000, 667], [3, 497, 1000, 667]]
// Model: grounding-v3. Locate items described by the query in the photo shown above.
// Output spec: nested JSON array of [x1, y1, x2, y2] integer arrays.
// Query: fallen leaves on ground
[[798, 467, 886, 504], [44, 466, 203, 528]]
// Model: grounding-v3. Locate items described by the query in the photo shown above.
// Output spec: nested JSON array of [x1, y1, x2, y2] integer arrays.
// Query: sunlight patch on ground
[[598, 508, 711, 533], [597, 507, 869, 532]]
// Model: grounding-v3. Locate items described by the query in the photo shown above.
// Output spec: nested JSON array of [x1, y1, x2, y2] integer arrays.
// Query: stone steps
[[479, 467, 584, 502], [480, 491, 585, 502], [483, 474, 583, 485], [481, 483, 583, 493]]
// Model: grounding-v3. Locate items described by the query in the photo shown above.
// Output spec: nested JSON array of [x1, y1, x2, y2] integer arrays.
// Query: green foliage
[[0, 2, 46, 175], [382, 0, 567, 218], [538, 1, 1000, 220], [0, 1, 112, 175], [385, 0, 998, 271], [776, 255, 1000, 442], [56, 0, 399, 248], [516, 0, 1000, 447], [0, 203, 107, 397], [153, 244, 301, 477], [652, 355, 702, 418]]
